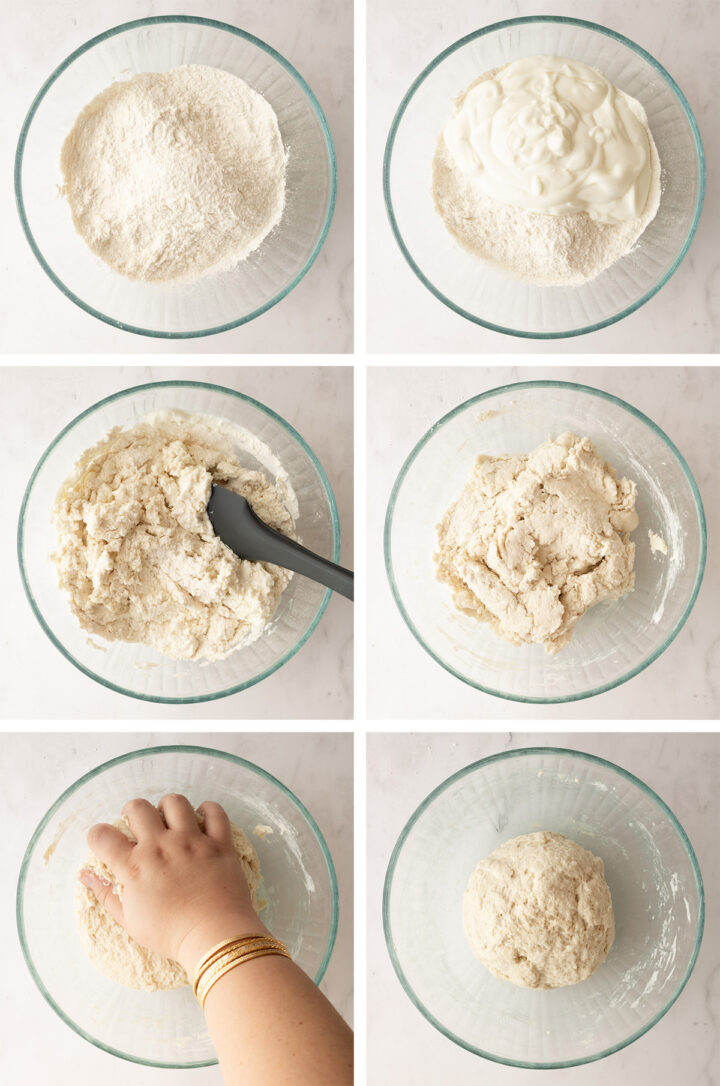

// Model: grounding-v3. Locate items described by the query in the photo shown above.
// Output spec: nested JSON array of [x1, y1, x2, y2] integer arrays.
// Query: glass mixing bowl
[[18, 380, 340, 703], [15, 16, 336, 338], [384, 16, 704, 338], [385, 381, 706, 703], [18, 745, 338, 1068], [384, 747, 704, 1068]]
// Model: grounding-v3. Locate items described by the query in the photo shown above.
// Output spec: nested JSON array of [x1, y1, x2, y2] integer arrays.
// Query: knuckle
[[123, 797, 146, 814], [161, 793, 184, 806], [126, 856, 144, 879], [87, 823, 103, 846]]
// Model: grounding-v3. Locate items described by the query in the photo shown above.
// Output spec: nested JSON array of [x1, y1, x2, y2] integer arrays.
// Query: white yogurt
[[443, 55, 654, 225]]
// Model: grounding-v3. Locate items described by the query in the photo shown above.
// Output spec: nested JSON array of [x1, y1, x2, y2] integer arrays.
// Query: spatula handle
[[244, 511, 354, 601], [270, 536, 354, 601]]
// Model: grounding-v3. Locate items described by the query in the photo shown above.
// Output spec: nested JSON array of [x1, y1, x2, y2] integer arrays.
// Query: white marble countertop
[[1, 731, 352, 1084], [368, 365, 719, 720], [0, 0, 352, 353], [368, 0, 719, 353], [0, 365, 353, 720], [367, 731, 719, 1085]]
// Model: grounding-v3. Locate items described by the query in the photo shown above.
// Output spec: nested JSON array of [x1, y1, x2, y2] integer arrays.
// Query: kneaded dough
[[53, 410, 295, 661], [463, 831, 614, 989], [436, 433, 638, 654], [75, 809, 264, 992]]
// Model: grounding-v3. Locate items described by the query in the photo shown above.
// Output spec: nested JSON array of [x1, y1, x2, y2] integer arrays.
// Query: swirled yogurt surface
[[443, 55, 654, 225]]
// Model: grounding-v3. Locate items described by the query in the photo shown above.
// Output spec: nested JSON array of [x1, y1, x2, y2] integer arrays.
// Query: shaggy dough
[[53, 410, 295, 661], [75, 810, 264, 991], [463, 831, 615, 989], [435, 433, 638, 654]]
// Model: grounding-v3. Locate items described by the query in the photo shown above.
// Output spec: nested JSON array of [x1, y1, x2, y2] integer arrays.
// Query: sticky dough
[[435, 432, 638, 653], [75, 811, 264, 991], [463, 831, 615, 989], [53, 410, 295, 661]]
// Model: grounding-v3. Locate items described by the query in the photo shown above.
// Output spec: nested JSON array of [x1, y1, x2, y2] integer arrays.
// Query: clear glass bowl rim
[[382, 14, 706, 340], [382, 745, 705, 1070], [17, 379, 341, 704], [384, 378, 707, 704], [14, 14, 338, 340], [16, 742, 340, 1069]]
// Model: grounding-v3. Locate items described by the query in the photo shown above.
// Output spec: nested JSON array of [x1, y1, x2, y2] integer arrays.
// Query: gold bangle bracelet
[[192, 935, 275, 998], [193, 935, 269, 983], [196, 940, 289, 996], [198, 951, 288, 1007], [193, 935, 290, 1003], [195, 939, 283, 998], [197, 946, 291, 1010]]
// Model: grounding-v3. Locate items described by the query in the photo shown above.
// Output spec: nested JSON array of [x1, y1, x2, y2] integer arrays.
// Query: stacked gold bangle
[[193, 934, 291, 1010]]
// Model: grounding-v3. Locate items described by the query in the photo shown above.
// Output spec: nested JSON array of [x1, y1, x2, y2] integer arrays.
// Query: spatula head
[[206, 485, 265, 561], [208, 485, 354, 600]]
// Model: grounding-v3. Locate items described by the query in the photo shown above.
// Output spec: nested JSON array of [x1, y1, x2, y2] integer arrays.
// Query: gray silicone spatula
[[207, 485, 354, 601]]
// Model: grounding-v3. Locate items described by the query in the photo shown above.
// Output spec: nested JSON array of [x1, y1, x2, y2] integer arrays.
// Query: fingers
[[87, 822, 134, 874], [122, 798, 165, 840], [159, 793, 199, 833], [79, 870, 125, 926], [197, 800, 232, 847]]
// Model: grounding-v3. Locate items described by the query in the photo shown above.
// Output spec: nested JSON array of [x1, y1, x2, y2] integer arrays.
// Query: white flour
[[61, 65, 287, 283], [433, 64, 662, 286]]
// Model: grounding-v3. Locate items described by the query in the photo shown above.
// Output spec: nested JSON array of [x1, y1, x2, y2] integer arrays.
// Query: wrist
[[176, 909, 270, 979]]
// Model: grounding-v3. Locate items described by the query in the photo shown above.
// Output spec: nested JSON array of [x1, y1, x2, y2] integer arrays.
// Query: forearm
[[178, 912, 353, 1086], [83, 798, 353, 1083], [203, 954, 353, 1086]]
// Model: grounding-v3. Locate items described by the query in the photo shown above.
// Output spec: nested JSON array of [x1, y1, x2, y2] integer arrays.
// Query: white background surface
[[1, 731, 353, 1084], [0, 365, 353, 720], [367, 0, 719, 353], [367, 365, 719, 720], [367, 731, 719, 1085], [0, 0, 353, 353]]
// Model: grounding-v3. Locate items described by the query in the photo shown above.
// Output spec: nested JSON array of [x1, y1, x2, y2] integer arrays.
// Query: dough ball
[[75, 807, 265, 992], [463, 831, 614, 989]]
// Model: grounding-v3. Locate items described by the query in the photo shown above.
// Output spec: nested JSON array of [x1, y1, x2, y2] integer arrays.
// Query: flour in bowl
[[60, 65, 287, 282], [52, 410, 296, 661], [433, 56, 661, 285]]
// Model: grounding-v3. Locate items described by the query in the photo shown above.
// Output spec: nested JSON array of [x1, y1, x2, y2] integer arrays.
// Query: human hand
[[79, 795, 267, 977]]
